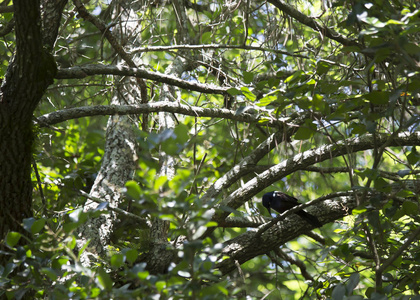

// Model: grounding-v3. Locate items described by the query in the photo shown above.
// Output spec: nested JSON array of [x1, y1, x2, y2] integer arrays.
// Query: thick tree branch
[[0, 4, 13, 13], [56, 65, 228, 95], [216, 191, 365, 275], [0, 17, 14, 36], [200, 111, 313, 204], [41, 0, 67, 51], [267, 0, 362, 48], [35, 102, 284, 127], [211, 132, 420, 226]]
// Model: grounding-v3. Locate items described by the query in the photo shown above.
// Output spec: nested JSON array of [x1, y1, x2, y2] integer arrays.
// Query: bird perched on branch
[[262, 191, 322, 227]]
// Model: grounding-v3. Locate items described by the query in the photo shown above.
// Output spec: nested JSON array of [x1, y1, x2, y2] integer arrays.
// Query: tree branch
[[35, 102, 286, 127], [129, 43, 308, 58], [56, 64, 228, 95], [72, 0, 148, 101], [212, 132, 420, 226], [78, 190, 151, 228], [216, 191, 361, 275], [267, 0, 362, 48]]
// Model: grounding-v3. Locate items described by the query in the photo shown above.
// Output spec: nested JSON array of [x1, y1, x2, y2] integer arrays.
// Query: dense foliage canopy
[[1, 0, 420, 299]]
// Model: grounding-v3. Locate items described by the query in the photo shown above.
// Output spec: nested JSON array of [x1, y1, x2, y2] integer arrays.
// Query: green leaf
[[40, 268, 58, 281], [346, 273, 360, 294], [174, 123, 189, 144], [295, 126, 314, 140], [316, 61, 332, 75], [161, 139, 178, 155], [156, 281, 166, 292], [340, 45, 361, 53], [227, 88, 241, 96], [365, 91, 389, 105], [374, 177, 390, 192], [240, 87, 256, 101], [402, 201, 419, 215], [124, 249, 138, 264], [125, 180, 141, 199], [201, 32, 212, 43], [6, 232, 21, 247], [294, 120, 317, 140], [30, 218, 46, 234], [243, 71, 254, 84], [407, 147, 420, 165], [284, 70, 303, 84], [154, 176, 167, 191], [137, 270, 149, 280], [332, 284, 346, 300], [23, 218, 36, 233], [97, 267, 113, 291], [111, 253, 124, 268]]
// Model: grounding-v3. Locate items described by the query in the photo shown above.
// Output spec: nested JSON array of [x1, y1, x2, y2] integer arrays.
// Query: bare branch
[[129, 43, 308, 58], [56, 64, 228, 95], [273, 248, 315, 282], [0, 5, 13, 13], [35, 102, 286, 127]]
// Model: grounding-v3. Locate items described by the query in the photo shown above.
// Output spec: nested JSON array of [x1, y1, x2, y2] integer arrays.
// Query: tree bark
[[0, 0, 57, 264], [75, 1, 145, 267]]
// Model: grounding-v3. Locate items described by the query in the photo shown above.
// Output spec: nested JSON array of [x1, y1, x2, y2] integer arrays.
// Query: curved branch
[[216, 191, 364, 275], [56, 64, 228, 95], [267, 0, 362, 48], [215, 132, 420, 223], [199, 111, 311, 205]]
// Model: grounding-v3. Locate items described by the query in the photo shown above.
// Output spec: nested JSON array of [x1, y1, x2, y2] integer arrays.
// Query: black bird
[[262, 191, 322, 227]]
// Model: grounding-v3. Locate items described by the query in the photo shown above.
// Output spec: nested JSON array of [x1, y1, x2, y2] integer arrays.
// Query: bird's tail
[[296, 210, 322, 228]]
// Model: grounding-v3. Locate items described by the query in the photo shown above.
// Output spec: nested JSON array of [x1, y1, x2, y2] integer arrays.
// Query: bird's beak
[[267, 207, 272, 216]]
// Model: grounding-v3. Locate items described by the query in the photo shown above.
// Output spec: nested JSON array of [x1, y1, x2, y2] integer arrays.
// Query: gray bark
[[76, 3, 143, 267]]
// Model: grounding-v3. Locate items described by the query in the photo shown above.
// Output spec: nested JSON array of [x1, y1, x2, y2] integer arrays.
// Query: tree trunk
[[0, 0, 58, 265], [75, 2, 144, 267]]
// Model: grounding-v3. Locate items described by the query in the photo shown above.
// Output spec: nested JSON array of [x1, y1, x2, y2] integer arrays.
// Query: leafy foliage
[[1, 0, 420, 299]]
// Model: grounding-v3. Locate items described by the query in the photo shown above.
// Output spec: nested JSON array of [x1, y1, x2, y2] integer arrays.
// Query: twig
[[77, 190, 151, 228]]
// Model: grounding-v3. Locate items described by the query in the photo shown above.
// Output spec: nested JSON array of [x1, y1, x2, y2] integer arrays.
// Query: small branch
[[32, 158, 46, 209], [77, 190, 151, 228], [274, 248, 315, 282], [376, 225, 420, 288], [56, 64, 228, 95], [199, 110, 308, 206], [0, 5, 13, 13], [362, 223, 382, 290], [0, 17, 14, 37], [72, 0, 148, 101], [129, 43, 308, 58]]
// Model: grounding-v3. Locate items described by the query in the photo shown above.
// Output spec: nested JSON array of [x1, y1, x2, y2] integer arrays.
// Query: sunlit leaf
[[6, 232, 21, 247]]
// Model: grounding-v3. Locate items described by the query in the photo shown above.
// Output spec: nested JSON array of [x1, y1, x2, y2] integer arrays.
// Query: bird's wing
[[274, 191, 299, 204]]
